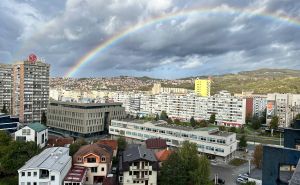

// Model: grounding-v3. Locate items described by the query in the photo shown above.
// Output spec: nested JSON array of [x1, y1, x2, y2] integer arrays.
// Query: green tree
[[209, 113, 216, 124], [251, 115, 261, 130], [238, 135, 247, 149], [160, 111, 168, 121], [198, 120, 208, 127], [1, 104, 8, 114], [219, 126, 226, 131], [190, 117, 196, 127], [252, 144, 263, 169], [229, 127, 237, 133], [160, 141, 211, 185], [117, 136, 127, 151], [269, 116, 279, 130], [167, 118, 173, 124], [174, 119, 180, 125], [41, 112, 47, 126], [155, 113, 159, 121], [69, 138, 87, 156]]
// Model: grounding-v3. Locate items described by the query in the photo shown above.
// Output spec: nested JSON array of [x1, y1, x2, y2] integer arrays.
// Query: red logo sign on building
[[28, 54, 37, 64]]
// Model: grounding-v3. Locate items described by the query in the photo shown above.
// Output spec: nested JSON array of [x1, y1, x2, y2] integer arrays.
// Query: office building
[[18, 147, 72, 185], [0, 114, 19, 133], [15, 122, 48, 148], [73, 143, 113, 184], [0, 64, 13, 114], [47, 101, 126, 137], [194, 78, 211, 97], [12, 56, 50, 124], [109, 119, 237, 161], [118, 145, 158, 185]]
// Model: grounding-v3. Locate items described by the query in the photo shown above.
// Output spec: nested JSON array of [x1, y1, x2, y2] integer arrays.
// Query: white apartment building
[[0, 64, 13, 114], [109, 120, 237, 161], [18, 147, 72, 185], [253, 96, 267, 117], [267, 93, 300, 127], [15, 122, 48, 148]]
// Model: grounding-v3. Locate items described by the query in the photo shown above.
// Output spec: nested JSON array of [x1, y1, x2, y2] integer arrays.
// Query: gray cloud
[[0, 0, 299, 78]]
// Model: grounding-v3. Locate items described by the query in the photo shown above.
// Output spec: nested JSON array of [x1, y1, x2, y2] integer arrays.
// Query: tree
[[190, 117, 196, 127], [155, 113, 159, 121], [219, 126, 226, 131], [160, 111, 168, 121], [198, 120, 208, 127], [69, 138, 87, 156], [252, 144, 263, 169], [167, 118, 173, 124], [160, 141, 211, 185], [238, 135, 247, 149], [174, 119, 180, 125], [251, 115, 261, 130], [1, 104, 8, 114], [41, 112, 47, 126], [229, 126, 237, 133], [117, 136, 127, 151], [269, 116, 279, 130], [209, 113, 216, 124]]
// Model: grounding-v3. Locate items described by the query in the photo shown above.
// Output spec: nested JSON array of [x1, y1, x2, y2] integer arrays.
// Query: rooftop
[[49, 100, 122, 108], [146, 138, 167, 149], [96, 140, 118, 150], [123, 145, 157, 162], [28, 123, 47, 132], [64, 166, 87, 182], [155, 149, 173, 161], [18, 147, 71, 172]]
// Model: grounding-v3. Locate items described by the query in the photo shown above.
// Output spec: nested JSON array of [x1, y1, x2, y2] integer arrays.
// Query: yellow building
[[194, 79, 211, 97]]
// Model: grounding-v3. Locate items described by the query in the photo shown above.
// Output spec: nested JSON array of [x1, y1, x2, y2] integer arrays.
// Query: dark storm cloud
[[0, 0, 300, 78]]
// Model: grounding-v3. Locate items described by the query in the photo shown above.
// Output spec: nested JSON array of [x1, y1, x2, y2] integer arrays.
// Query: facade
[[63, 166, 87, 185], [0, 64, 13, 114], [194, 78, 211, 97], [109, 119, 237, 161], [73, 143, 113, 184], [266, 93, 300, 127], [12, 59, 50, 124], [15, 122, 48, 148], [119, 145, 158, 185], [18, 147, 72, 185], [47, 101, 126, 137], [0, 114, 19, 133], [152, 83, 188, 95]]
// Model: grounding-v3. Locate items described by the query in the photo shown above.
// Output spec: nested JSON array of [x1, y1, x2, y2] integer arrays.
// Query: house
[[73, 143, 113, 185], [18, 147, 72, 185], [0, 114, 19, 133], [145, 138, 167, 153], [15, 122, 48, 148], [119, 145, 158, 185], [97, 139, 118, 156], [63, 166, 87, 185]]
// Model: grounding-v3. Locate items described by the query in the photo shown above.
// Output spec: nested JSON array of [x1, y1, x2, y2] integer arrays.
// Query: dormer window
[[101, 156, 106, 162], [78, 157, 82, 162]]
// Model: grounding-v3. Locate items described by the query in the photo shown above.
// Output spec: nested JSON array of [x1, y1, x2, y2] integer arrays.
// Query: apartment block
[[0, 64, 13, 114], [152, 83, 188, 95], [47, 101, 126, 137], [109, 119, 237, 161], [12, 59, 50, 124], [267, 93, 300, 127], [194, 78, 211, 97], [18, 147, 72, 185], [119, 145, 158, 185]]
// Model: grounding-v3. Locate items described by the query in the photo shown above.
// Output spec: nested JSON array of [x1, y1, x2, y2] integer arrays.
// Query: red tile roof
[[145, 138, 167, 149], [96, 140, 118, 150], [64, 166, 87, 182], [155, 149, 173, 161], [47, 136, 74, 147]]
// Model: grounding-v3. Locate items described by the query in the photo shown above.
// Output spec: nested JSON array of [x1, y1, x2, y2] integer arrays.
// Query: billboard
[[267, 101, 275, 118]]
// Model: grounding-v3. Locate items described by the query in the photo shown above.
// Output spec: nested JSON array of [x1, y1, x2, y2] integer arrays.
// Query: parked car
[[236, 177, 247, 184]]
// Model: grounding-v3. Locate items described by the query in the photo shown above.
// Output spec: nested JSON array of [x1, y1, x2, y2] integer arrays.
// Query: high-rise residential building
[[194, 78, 211, 97], [12, 57, 50, 124], [0, 64, 13, 114], [47, 101, 126, 137]]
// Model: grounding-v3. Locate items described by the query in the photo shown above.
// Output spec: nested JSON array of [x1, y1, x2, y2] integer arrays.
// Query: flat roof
[[49, 100, 123, 108], [18, 147, 71, 172]]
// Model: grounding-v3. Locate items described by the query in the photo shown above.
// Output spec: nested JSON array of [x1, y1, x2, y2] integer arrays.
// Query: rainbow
[[65, 6, 300, 77]]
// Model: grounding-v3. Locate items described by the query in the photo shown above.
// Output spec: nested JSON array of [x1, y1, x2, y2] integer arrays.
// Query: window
[[87, 158, 96, 163], [91, 167, 97, 173], [27, 183, 30, 185], [129, 171, 132, 175], [51, 176, 55, 181], [78, 157, 82, 162], [101, 167, 105, 171], [101, 156, 106, 162], [149, 171, 152, 175], [33, 172, 37, 176], [86, 177, 88, 181], [33, 183, 37, 185], [28, 172, 31, 176], [22, 172, 25, 176]]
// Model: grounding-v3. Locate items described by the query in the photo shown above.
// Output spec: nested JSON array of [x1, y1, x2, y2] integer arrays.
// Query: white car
[[236, 177, 247, 184]]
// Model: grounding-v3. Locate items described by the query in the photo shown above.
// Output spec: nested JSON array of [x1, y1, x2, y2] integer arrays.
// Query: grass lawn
[[229, 158, 248, 166]]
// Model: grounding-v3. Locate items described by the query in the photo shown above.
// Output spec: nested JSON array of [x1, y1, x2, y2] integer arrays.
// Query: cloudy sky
[[1, 0, 300, 78]]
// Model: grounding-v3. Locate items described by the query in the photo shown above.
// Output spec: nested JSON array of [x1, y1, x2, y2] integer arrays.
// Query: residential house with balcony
[[73, 143, 113, 185], [18, 147, 72, 185], [118, 145, 158, 185]]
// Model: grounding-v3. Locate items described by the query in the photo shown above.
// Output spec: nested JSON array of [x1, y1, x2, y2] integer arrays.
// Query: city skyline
[[1, 0, 300, 79]]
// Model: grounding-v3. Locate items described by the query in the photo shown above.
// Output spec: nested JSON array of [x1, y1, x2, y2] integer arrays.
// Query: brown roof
[[155, 149, 173, 161], [145, 138, 167, 149], [73, 143, 113, 162], [47, 136, 74, 147], [64, 166, 87, 182], [103, 176, 117, 185], [96, 140, 118, 150]]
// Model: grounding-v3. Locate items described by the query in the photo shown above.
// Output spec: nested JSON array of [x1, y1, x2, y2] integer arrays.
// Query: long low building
[[109, 119, 237, 162], [47, 101, 126, 137]]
